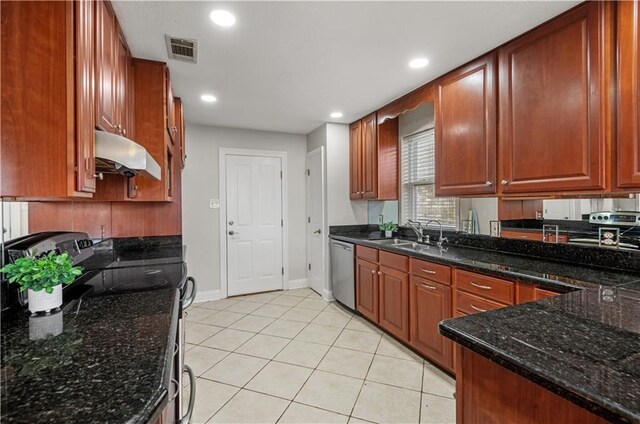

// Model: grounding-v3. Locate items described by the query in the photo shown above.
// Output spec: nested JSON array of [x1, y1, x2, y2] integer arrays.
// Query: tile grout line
[[347, 333, 384, 421]]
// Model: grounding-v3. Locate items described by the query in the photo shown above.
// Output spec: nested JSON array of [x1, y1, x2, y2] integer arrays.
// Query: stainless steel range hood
[[94, 130, 161, 180]]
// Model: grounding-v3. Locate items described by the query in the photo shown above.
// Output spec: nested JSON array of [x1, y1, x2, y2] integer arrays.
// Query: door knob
[[228, 230, 235, 235], [313, 229, 321, 234]]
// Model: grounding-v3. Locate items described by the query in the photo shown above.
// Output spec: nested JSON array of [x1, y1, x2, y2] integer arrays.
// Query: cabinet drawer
[[379, 251, 409, 272], [356, 245, 378, 262], [410, 258, 451, 285], [456, 270, 514, 304], [456, 291, 507, 315]]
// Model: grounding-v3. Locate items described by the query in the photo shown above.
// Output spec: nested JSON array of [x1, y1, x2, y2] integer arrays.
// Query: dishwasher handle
[[331, 241, 354, 251]]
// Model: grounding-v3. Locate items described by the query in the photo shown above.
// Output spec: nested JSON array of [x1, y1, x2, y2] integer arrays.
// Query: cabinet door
[[617, 0, 640, 188], [75, 0, 96, 193], [115, 31, 129, 137], [175, 97, 185, 167], [498, 2, 612, 194], [356, 259, 379, 323], [166, 68, 176, 144], [361, 113, 378, 198], [378, 266, 409, 341], [410, 278, 452, 370], [349, 121, 363, 199], [435, 53, 497, 196], [95, 0, 117, 133]]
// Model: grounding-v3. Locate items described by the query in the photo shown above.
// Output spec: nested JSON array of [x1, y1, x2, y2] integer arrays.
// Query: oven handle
[[182, 277, 197, 310], [179, 365, 196, 424]]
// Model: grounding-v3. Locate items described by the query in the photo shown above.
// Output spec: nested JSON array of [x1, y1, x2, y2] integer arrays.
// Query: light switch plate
[[209, 199, 220, 209]]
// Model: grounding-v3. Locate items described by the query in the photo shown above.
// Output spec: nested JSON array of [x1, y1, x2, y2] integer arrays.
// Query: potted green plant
[[0, 251, 83, 314], [379, 221, 398, 238]]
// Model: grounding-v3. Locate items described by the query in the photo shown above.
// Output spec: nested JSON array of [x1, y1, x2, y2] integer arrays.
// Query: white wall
[[183, 124, 308, 300], [307, 123, 367, 226]]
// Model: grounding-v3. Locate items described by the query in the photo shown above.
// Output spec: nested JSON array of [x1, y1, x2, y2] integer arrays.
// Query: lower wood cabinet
[[456, 345, 608, 424], [410, 277, 453, 370], [378, 265, 409, 341], [356, 258, 379, 323]]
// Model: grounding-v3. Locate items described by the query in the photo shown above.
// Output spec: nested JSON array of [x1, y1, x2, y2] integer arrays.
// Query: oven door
[[174, 266, 197, 423]]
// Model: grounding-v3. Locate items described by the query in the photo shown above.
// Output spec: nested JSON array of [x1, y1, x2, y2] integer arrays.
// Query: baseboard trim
[[321, 288, 335, 302], [286, 278, 309, 290], [194, 289, 222, 303]]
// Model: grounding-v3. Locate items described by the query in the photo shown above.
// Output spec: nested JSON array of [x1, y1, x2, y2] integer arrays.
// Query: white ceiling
[[112, 1, 579, 135]]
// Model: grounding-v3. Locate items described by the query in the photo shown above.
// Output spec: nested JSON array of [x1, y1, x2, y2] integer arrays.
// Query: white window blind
[[401, 129, 457, 227]]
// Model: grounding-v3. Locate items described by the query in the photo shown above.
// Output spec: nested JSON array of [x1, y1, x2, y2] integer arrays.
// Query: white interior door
[[226, 155, 283, 296], [306, 148, 325, 296]]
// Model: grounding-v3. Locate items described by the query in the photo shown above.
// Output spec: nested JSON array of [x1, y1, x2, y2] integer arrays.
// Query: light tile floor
[[184, 288, 455, 424]]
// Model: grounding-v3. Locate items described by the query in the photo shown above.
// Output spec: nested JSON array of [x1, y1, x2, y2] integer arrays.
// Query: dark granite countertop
[[0, 288, 180, 424], [330, 231, 640, 422], [440, 283, 640, 423], [330, 233, 640, 291]]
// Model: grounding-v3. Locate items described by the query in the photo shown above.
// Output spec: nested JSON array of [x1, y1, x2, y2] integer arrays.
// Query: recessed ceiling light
[[201, 94, 217, 103], [409, 58, 429, 69], [210, 10, 236, 27], [330, 112, 343, 119]]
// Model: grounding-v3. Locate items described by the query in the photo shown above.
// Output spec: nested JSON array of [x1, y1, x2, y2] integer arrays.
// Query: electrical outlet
[[378, 215, 384, 224], [209, 199, 220, 209]]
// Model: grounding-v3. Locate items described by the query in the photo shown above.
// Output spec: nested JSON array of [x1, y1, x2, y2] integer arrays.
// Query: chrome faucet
[[405, 220, 428, 243], [424, 219, 448, 248]]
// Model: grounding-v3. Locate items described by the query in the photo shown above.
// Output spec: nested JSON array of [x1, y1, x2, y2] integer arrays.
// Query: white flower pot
[[28, 285, 62, 314], [385, 230, 393, 238]]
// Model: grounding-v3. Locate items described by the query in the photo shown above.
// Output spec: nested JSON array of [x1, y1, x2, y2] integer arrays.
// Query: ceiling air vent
[[165, 35, 198, 63]]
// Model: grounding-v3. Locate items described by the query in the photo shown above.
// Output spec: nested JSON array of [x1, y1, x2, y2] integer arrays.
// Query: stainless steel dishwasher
[[330, 239, 355, 310]]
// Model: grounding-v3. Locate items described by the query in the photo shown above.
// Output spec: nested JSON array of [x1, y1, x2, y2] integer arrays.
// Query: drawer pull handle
[[420, 268, 437, 274], [470, 282, 492, 290], [470, 304, 487, 313], [420, 283, 437, 290]]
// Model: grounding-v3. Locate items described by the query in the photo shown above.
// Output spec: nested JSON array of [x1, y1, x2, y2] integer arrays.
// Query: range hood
[[94, 130, 161, 180]]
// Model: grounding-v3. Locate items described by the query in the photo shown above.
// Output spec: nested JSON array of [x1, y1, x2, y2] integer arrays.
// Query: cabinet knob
[[501, 179, 508, 185], [377, 271, 382, 276], [371, 270, 375, 275], [485, 181, 492, 186]]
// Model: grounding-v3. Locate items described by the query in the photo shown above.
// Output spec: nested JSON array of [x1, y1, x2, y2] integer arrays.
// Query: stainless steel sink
[[372, 238, 416, 247], [371, 238, 433, 253]]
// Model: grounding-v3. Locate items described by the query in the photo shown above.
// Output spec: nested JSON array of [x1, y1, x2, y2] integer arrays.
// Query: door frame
[[219, 148, 289, 299], [305, 146, 330, 299]]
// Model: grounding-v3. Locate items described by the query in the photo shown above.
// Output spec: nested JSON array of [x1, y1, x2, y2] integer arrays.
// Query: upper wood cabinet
[[95, 0, 117, 133], [1, 0, 95, 197], [166, 68, 177, 144], [498, 2, 613, 194], [96, 1, 133, 138], [616, 0, 640, 189], [349, 120, 363, 199], [75, 0, 97, 194], [349, 113, 399, 200], [175, 97, 186, 168], [435, 53, 497, 196]]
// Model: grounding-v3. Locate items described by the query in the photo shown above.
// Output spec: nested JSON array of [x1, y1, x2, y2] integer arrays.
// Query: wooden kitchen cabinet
[[95, 0, 117, 133], [498, 2, 613, 195], [175, 98, 186, 168], [166, 68, 177, 144], [349, 113, 399, 200], [616, 0, 640, 189], [1, 0, 96, 197], [517, 282, 564, 303], [410, 277, 453, 371], [435, 52, 497, 196], [378, 264, 410, 341], [356, 258, 379, 323]]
